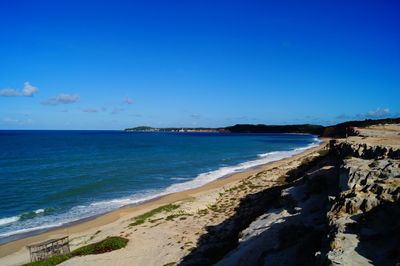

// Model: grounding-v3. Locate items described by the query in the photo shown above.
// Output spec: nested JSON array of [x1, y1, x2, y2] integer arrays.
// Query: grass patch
[[165, 210, 191, 221], [23, 236, 128, 266], [71, 236, 128, 256], [223, 186, 238, 193], [129, 204, 180, 226], [207, 204, 220, 212], [197, 208, 209, 216]]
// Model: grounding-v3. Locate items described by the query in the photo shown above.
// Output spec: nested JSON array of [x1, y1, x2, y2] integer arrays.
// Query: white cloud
[[0, 88, 21, 97], [0, 82, 39, 97], [123, 97, 133, 105], [22, 82, 38, 96], [42, 94, 80, 105]]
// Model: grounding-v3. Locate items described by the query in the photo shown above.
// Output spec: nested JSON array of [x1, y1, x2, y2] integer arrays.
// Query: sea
[[0, 130, 321, 243]]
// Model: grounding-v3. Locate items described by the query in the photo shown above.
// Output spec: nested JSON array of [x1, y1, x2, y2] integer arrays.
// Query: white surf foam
[[164, 137, 321, 194], [0, 208, 50, 228], [0, 190, 164, 238], [0, 216, 19, 226], [35, 209, 44, 214]]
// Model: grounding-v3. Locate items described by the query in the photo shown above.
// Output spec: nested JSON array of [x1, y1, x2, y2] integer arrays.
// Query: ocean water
[[0, 130, 320, 242]]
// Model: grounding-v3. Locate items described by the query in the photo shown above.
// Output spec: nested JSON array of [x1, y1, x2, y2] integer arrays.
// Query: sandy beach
[[0, 141, 327, 266]]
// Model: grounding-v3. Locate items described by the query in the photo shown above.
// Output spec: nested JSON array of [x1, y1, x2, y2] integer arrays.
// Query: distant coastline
[[124, 117, 400, 137], [124, 126, 225, 133]]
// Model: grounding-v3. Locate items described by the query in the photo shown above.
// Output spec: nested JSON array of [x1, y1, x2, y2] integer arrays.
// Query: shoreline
[[0, 140, 327, 263], [0, 138, 321, 244]]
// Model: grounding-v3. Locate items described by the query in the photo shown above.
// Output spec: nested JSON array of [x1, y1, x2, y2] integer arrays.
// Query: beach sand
[[0, 141, 327, 266]]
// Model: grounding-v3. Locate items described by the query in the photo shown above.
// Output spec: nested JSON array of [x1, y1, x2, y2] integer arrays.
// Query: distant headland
[[124, 117, 400, 138]]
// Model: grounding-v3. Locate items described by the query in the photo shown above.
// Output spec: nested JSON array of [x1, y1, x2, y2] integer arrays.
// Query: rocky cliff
[[197, 127, 400, 266], [327, 140, 400, 265]]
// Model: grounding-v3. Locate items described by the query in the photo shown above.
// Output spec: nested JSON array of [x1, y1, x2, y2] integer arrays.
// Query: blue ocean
[[0, 131, 319, 242]]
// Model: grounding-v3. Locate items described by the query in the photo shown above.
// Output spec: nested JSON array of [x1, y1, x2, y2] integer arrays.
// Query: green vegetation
[[23, 236, 128, 266], [129, 203, 180, 226], [165, 210, 191, 221], [197, 208, 209, 216], [71, 236, 128, 256], [125, 126, 155, 131], [207, 201, 230, 213]]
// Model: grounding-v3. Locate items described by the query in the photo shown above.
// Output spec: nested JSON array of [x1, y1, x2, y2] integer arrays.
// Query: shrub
[[72, 236, 128, 256], [130, 204, 180, 226]]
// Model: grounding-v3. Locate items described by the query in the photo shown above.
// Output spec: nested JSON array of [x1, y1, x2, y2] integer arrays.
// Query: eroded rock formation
[[180, 126, 400, 266], [327, 141, 400, 265]]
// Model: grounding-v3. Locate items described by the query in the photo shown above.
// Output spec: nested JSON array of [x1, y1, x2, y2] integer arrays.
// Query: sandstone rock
[[327, 141, 400, 265]]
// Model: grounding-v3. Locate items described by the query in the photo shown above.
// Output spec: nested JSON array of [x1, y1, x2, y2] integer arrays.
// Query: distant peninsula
[[124, 117, 400, 138]]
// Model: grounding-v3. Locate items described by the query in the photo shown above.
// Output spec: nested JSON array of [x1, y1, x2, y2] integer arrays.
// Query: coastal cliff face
[[327, 141, 400, 265], [214, 149, 339, 266], [181, 126, 400, 266]]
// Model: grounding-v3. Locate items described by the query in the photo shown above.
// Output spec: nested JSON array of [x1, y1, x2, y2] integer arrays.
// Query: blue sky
[[0, 0, 399, 129]]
